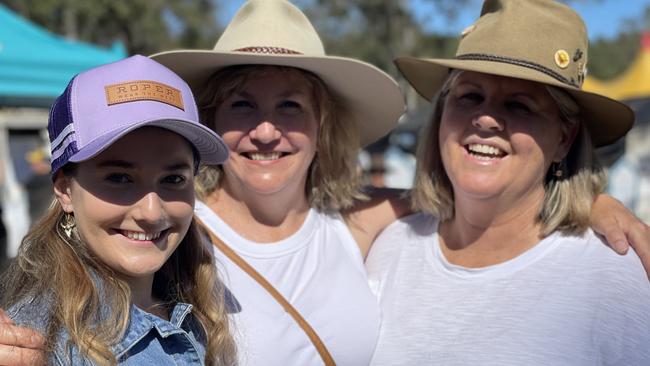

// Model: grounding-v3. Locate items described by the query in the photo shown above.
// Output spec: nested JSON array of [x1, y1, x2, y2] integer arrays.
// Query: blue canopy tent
[[0, 5, 125, 261], [0, 3, 126, 107]]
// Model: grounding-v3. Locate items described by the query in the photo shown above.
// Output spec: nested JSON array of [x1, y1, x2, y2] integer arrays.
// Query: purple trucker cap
[[48, 54, 228, 176]]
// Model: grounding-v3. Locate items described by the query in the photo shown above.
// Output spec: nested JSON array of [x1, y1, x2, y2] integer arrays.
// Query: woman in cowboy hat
[[366, 0, 650, 364], [2, 0, 648, 365], [149, 1, 406, 365]]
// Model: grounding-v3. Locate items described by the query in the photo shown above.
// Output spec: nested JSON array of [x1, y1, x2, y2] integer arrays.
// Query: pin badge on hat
[[554, 49, 571, 69]]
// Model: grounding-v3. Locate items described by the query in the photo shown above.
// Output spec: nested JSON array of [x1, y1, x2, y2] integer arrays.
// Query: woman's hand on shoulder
[[0, 309, 45, 366], [344, 187, 413, 258], [591, 194, 650, 280]]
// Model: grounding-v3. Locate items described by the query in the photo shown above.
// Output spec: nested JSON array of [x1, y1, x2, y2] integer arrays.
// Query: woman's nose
[[471, 110, 505, 132], [249, 121, 281, 144], [133, 191, 165, 224]]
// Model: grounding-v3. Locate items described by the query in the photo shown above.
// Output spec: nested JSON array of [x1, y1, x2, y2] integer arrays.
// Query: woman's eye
[[278, 100, 303, 115], [507, 101, 533, 114], [231, 100, 253, 108], [105, 173, 132, 184], [279, 100, 301, 109], [459, 92, 483, 103], [162, 175, 187, 185]]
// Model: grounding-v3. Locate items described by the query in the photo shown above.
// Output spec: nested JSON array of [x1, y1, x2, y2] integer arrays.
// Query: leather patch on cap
[[105, 80, 184, 110]]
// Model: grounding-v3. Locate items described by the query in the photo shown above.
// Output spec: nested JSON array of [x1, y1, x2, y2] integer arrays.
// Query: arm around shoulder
[[344, 187, 413, 258], [0, 309, 46, 366], [590, 194, 650, 280]]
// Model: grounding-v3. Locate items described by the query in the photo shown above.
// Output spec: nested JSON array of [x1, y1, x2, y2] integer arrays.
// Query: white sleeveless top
[[195, 201, 380, 366]]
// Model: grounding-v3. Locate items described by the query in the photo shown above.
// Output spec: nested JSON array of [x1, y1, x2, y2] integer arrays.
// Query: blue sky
[[220, 0, 650, 41]]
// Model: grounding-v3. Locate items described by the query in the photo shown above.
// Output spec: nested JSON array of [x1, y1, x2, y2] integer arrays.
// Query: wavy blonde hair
[[411, 70, 605, 236], [195, 65, 366, 212], [1, 168, 237, 365]]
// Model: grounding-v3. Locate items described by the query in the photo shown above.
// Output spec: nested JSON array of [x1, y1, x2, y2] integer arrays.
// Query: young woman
[[0, 55, 236, 365], [367, 1, 650, 364]]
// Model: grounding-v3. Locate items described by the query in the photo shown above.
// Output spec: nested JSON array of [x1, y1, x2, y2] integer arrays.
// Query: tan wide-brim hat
[[151, 0, 405, 147], [395, 0, 634, 147]]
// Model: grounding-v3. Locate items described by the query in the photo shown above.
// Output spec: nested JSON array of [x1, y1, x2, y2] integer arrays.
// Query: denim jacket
[[8, 294, 209, 365]]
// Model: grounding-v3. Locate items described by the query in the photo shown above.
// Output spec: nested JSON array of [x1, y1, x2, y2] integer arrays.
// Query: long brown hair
[[1, 195, 236, 364]]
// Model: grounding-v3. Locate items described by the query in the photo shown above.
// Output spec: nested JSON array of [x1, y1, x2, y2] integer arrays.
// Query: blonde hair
[[195, 65, 366, 212], [411, 70, 605, 236], [1, 173, 237, 365]]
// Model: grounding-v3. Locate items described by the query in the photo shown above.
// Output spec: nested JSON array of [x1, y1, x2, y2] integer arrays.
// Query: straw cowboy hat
[[151, 0, 405, 146], [395, 0, 634, 147]]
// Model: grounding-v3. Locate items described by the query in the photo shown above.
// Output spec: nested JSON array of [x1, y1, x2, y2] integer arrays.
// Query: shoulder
[[343, 188, 414, 257], [569, 230, 646, 271], [376, 211, 438, 242], [557, 229, 650, 297], [565, 231, 650, 358], [7, 296, 85, 365], [6, 294, 53, 334], [365, 212, 438, 271], [365, 212, 438, 299]]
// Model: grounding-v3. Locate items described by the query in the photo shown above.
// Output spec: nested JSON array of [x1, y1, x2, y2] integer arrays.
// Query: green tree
[[589, 32, 641, 80], [305, 0, 470, 77]]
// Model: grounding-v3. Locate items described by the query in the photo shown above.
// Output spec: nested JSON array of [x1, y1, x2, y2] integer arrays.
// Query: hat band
[[234, 46, 302, 55], [456, 53, 579, 88]]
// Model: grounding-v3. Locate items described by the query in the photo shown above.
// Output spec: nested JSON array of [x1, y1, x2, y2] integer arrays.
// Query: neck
[[125, 275, 168, 319], [439, 186, 546, 268], [204, 184, 311, 243]]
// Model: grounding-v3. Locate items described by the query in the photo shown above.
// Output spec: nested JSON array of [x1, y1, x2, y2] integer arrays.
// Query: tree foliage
[[0, 0, 221, 55], [2, 0, 645, 82], [589, 32, 641, 80], [304, 0, 469, 77]]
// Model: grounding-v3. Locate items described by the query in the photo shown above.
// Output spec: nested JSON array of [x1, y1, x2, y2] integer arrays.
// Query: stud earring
[[552, 161, 564, 178]]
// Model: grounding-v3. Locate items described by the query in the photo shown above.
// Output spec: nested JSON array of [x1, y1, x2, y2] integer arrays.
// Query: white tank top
[[195, 201, 380, 366]]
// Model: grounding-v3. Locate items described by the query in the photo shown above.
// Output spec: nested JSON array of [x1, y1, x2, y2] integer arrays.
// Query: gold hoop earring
[[60, 213, 76, 238]]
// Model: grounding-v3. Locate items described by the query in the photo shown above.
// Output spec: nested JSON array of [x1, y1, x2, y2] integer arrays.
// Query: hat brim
[[69, 117, 229, 166], [151, 50, 405, 146], [395, 56, 634, 147]]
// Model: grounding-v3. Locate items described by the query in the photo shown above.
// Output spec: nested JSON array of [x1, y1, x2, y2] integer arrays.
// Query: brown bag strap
[[197, 219, 336, 366]]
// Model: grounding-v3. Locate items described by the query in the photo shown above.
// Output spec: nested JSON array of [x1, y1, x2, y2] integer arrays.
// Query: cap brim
[[150, 50, 405, 146], [395, 56, 634, 147], [69, 117, 229, 165]]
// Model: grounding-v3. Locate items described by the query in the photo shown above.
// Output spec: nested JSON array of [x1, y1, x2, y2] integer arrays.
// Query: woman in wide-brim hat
[[366, 0, 650, 364], [151, 1, 408, 365]]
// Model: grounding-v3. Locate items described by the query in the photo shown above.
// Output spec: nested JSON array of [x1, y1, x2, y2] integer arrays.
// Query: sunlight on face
[[214, 69, 319, 199], [439, 71, 571, 206]]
